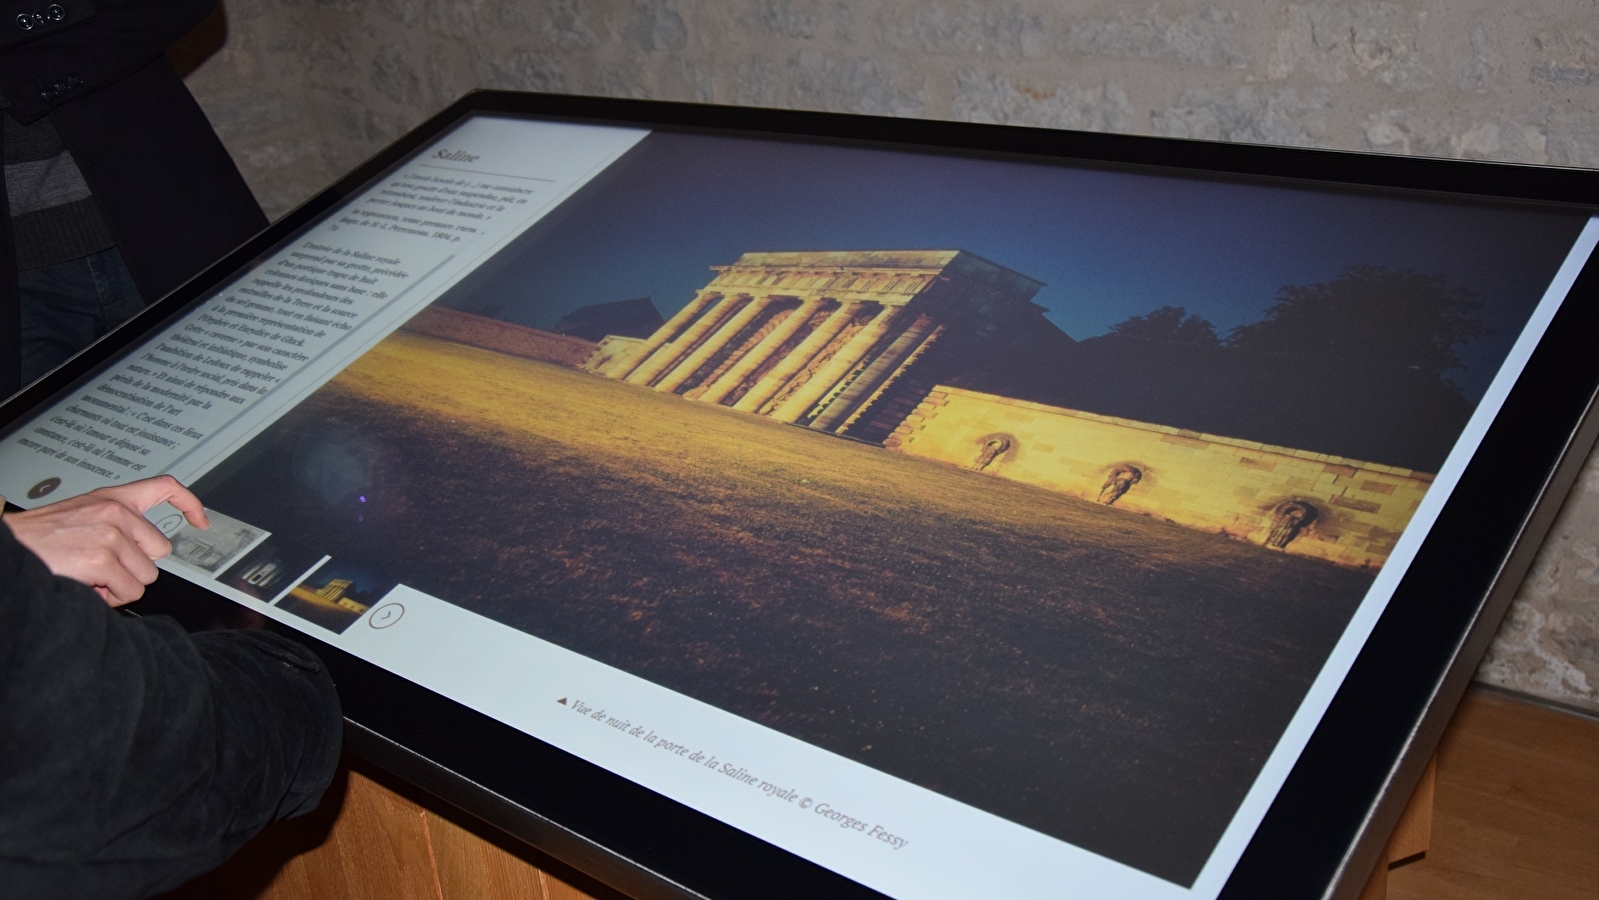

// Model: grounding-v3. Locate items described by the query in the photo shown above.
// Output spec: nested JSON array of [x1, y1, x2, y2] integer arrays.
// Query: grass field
[[197, 331, 1374, 883]]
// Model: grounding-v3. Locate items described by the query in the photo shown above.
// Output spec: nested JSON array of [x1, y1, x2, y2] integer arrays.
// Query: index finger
[[99, 475, 211, 529]]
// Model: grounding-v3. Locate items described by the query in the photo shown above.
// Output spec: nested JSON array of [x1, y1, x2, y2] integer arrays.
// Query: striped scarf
[[2, 112, 115, 270]]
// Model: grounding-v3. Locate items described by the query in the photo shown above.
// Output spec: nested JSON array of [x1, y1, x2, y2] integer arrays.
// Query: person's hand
[[1, 475, 210, 607]]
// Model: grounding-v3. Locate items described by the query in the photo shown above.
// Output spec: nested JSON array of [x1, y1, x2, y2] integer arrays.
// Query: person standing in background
[[0, 0, 266, 395]]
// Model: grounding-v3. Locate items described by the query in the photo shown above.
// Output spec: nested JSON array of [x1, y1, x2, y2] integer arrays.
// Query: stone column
[[733, 301, 859, 414], [698, 297, 824, 406], [653, 294, 772, 394], [624, 293, 741, 387], [808, 313, 938, 433], [770, 305, 905, 425], [614, 291, 720, 381]]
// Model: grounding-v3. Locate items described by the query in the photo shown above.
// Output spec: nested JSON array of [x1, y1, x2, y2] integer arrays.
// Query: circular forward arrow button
[[369, 603, 405, 629]]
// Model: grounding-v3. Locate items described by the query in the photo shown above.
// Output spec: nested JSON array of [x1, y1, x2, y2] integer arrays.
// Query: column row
[[698, 297, 828, 406], [731, 300, 865, 415], [654, 294, 781, 394], [767, 304, 906, 425], [616, 291, 723, 385], [806, 313, 940, 433], [614, 291, 941, 439]]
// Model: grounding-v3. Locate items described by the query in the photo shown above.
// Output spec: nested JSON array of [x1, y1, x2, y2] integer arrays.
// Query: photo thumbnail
[[218, 539, 324, 602], [156, 508, 269, 576], [274, 560, 399, 635]]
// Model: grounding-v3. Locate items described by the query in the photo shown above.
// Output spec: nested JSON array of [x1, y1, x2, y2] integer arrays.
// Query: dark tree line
[[953, 266, 1490, 472], [1125, 266, 1487, 380]]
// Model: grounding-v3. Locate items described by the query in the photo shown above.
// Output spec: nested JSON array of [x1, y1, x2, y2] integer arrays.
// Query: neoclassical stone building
[[595, 250, 1067, 441], [587, 249, 1432, 568]]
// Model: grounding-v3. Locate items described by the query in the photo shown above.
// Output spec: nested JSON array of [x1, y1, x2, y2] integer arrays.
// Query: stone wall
[[583, 335, 648, 376], [399, 306, 597, 367], [889, 385, 1431, 569], [177, 1, 1599, 221], [175, 0, 1599, 712]]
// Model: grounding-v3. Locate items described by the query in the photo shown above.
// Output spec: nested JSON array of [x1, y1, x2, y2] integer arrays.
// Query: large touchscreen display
[[2, 114, 1595, 899]]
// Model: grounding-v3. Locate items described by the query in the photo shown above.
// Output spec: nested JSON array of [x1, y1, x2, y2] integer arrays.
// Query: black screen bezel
[[5, 91, 1598, 900]]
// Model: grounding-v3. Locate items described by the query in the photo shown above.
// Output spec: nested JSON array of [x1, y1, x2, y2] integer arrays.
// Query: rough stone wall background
[[174, 0, 1599, 713]]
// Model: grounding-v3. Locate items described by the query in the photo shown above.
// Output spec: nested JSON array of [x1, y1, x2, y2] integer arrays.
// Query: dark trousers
[[18, 246, 143, 386]]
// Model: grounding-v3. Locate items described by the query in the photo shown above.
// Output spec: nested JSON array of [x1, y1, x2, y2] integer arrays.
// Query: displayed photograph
[[218, 538, 324, 602], [273, 560, 396, 634], [190, 132, 1589, 884], [160, 509, 268, 575]]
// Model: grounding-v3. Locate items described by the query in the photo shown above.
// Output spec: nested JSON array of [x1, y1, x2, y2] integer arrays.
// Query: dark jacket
[[0, 521, 342, 899], [0, 0, 268, 396]]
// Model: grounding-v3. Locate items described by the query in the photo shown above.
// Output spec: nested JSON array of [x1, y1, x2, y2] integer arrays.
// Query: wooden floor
[[157, 688, 1599, 900], [1387, 689, 1599, 900], [156, 764, 624, 900]]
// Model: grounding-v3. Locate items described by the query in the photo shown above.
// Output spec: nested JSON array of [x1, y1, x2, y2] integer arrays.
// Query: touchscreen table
[[2, 99, 1597, 900]]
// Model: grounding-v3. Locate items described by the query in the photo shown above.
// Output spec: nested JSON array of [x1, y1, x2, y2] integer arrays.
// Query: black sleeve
[[0, 522, 342, 900], [0, 0, 214, 121], [0, 1, 97, 52]]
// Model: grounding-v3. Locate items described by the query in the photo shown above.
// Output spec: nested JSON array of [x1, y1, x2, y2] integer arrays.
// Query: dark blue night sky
[[439, 132, 1588, 403]]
